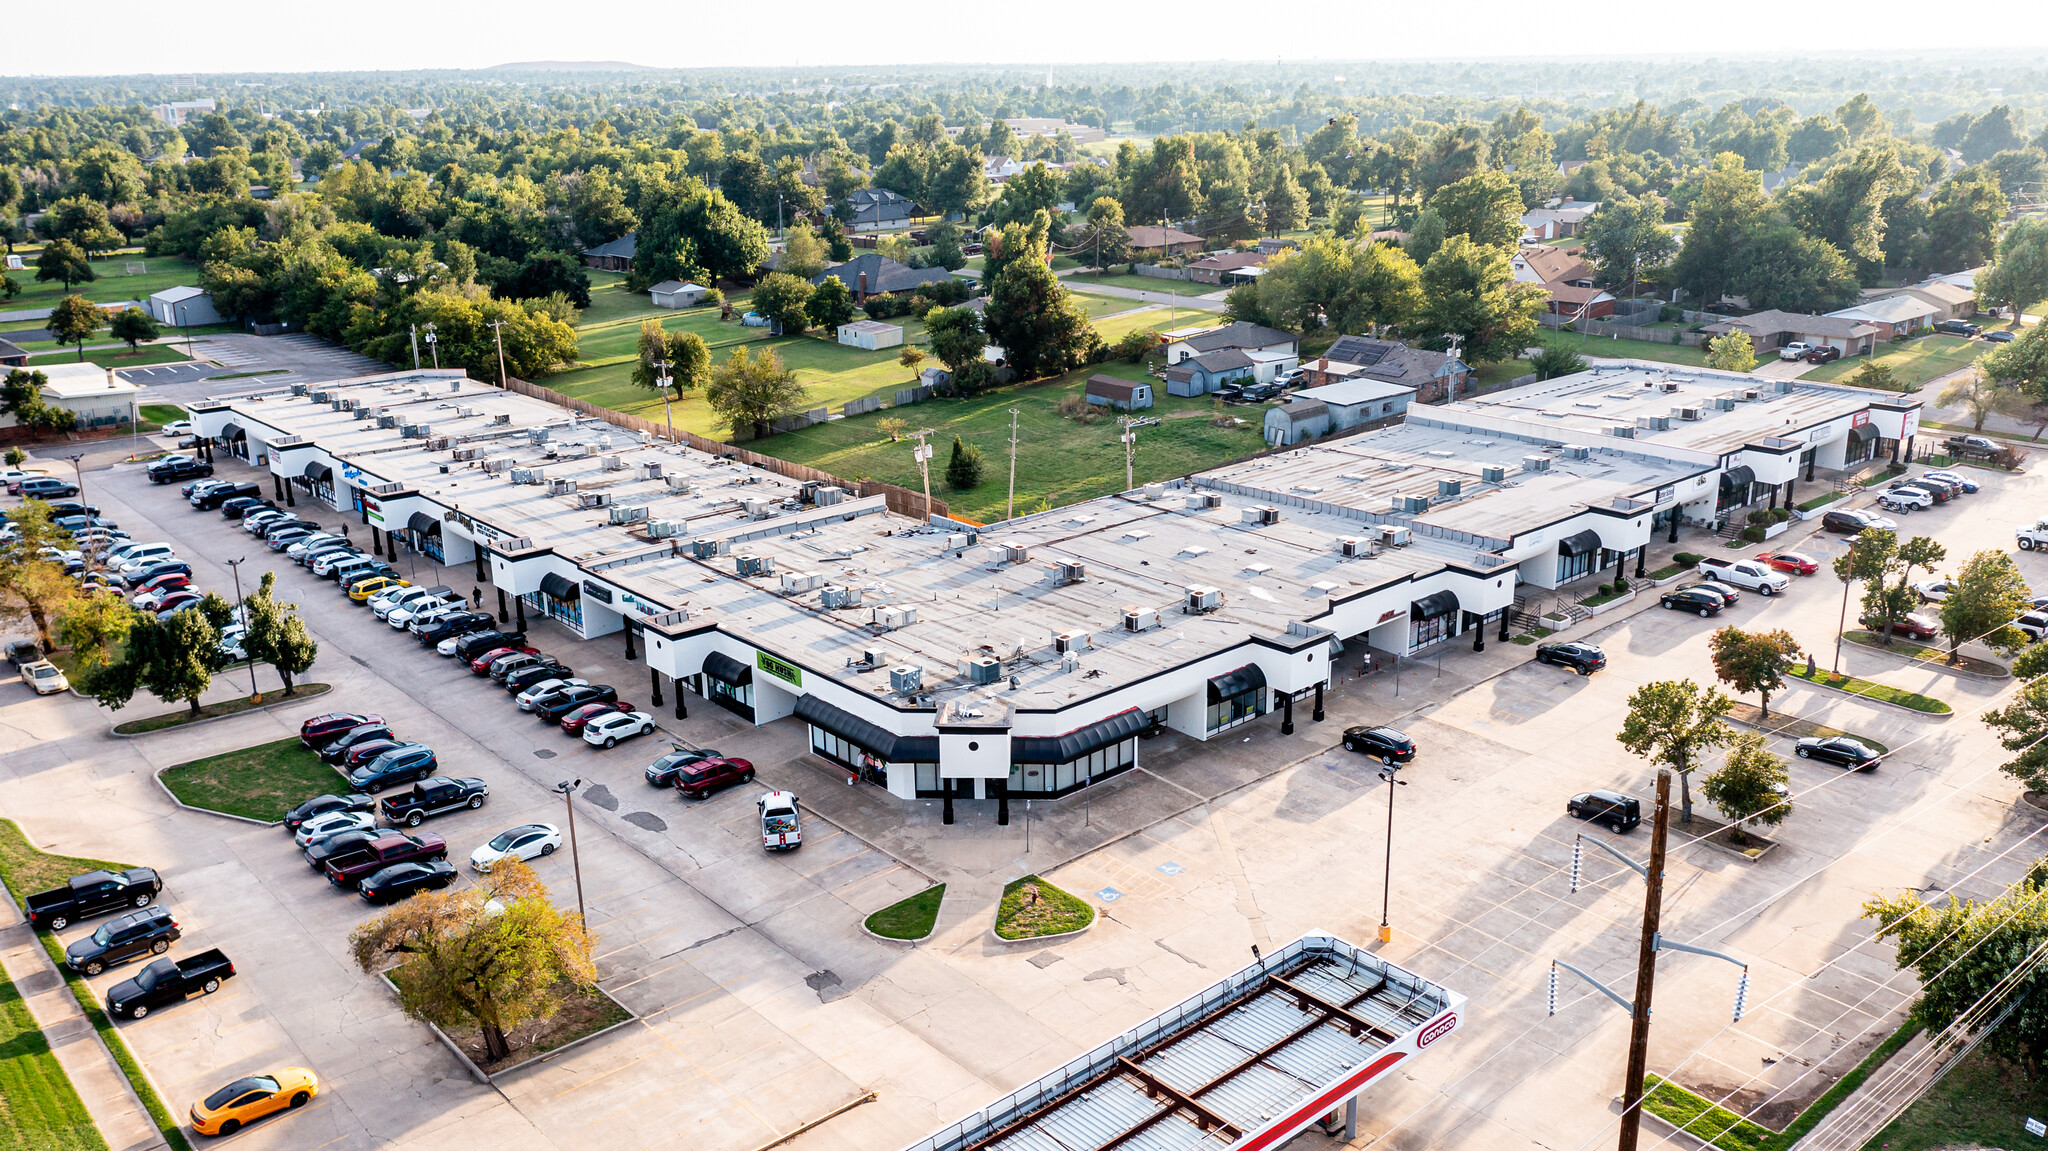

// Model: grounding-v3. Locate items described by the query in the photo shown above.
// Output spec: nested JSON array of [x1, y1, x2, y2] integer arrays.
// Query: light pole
[[1376, 765, 1408, 943], [486, 319, 508, 387], [409, 324, 420, 370], [424, 323, 439, 370], [1006, 408, 1020, 522], [224, 557, 261, 700], [910, 429, 936, 522], [1834, 535, 1859, 674], [66, 453, 90, 572], [555, 779, 587, 926]]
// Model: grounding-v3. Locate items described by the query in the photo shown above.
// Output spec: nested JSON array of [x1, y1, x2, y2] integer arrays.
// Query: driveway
[[116, 334, 391, 409]]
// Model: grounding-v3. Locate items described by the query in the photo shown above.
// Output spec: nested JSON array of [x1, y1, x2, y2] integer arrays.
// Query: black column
[[1472, 611, 1485, 652], [623, 625, 636, 661], [515, 600, 526, 632], [649, 667, 663, 707], [283, 481, 294, 507], [473, 549, 487, 582], [1635, 546, 1647, 579], [1312, 680, 1325, 722], [496, 588, 509, 623], [1805, 455, 1816, 481], [1281, 691, 1295, 735], [1667, 513, 1680, 544], [674, 683, 687, 720], [995, 779, 1009, 826], [942, 786, 954, 825], [1499, 608, 1512, 641], [272, 474, 283, 501]]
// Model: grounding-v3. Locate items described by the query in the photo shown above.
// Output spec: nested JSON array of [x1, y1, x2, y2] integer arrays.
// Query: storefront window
[[1206, 689, 1264, 734], [808, 726, 936, 791], [1555, 549, 1593, 584], [522, 591, 584, 630], [1410, 611, 1450, 648], [419, 534, 444, 563], [1008, 738, 1138, 795]]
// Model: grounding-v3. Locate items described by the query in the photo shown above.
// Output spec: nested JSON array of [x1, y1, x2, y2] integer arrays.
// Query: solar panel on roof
[[1351, 341, 1393, 365]]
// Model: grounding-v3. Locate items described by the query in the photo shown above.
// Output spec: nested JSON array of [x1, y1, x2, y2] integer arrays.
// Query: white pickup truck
[[1696, 555, 1792, 596], [2018, 521, 2048, 551]]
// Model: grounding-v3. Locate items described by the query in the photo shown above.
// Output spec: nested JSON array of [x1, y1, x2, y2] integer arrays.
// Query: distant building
[[842, 188, 917, 231], [1292, 376, 1416, 431], [29, 364, 140, 429], [1256, 237, 1300, 256], [147, 286, 222, 327], [648, 281, 710, 309], [1898, 279, 1976, 319], [581, 233, 636, 272], [1085, 375, 1153, 410], [150, 99, 216, 126], [1002, 117, 1107, 145], [837, 320, 904, 351], [1827, 295, 1942, 339], [1163, 349, 1259, 396], [1187, 252, 1268, 286], [1126, 225, 1205, 257], [1698, 311, 1878, 356], [813, 254, 956, 299], [1166, 322, 1298, 365], [1306, 336, 1470, 405], [0, 339, 28, 368], [1519, 200, 1600, 240]]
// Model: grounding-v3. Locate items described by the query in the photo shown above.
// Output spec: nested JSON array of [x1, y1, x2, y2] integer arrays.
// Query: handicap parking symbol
[[1155, 862, 1185, 876], [1097, 887, 1124, 902]]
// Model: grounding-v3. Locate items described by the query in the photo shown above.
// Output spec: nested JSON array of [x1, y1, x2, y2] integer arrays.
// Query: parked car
[[1921, 470, 1979, 493], [220, 496, 278, 521], [1984, 329, 2017, 343], [1340, 726, 1416, 764], [445, 629, 523, 660], [1795, 736, 1884, 771], [645, 746, 724, 787], [337, 740, 401, 771], [287, 534, 346, 562], [18, 477, 80, 500], [309, 550, 365, 578], [348, 574, 408, 602], [358, 860, 458, 904], [5, 639, 44, 666], [1695, 556, 1789, 596], [329, 557, 395, 586], [64, 907, 180, 976], [1822, 508, 1886, 535], [1935, 318, 1981, 337], [387, 593, 456, 628], [1567, 789, 1642, 833], [1876, 486, 1933, 513], [1534, 640, 1607, 675], [488, 652, 551, 682], [1688, 579, 1740, 606], [374, 585, 447, 620], [283, 792, 375, 833], [181, 478, 233, 499], [534, 684, 619, 722], [300, 712, 384, 749], [673, 756, 755, 800], [1913, 579, 1953, 603], [758, 791, 802, 851], [317, 723, 397, 764], [106, 950, 234, 1020], [292, 809, 380, 848], [24, 868, 163, 932], [266, 528, 316, 552], [578, 707, 652, 744], [148, 458, 213, 484], [1945, 433, 2003, 459], [324, 832, 447, 887], [188, 1067, 319, 1137], [379, 777, 489, 827], [1753, 551, 1819, 576], [1863, 612, 1940, 640], [1660, 587, 1726, 617], [470, 644, 540, 675], [468, 824, 563, 872], [20, 659, 69, 694], [416, 612, 494, 645], [305, 828, 383, 871], [131, 572, 192, 598], [505, 666, 578, 698], [1801, 345, 1843, 364], [1778, 342, 1816, 361], [1897, 478, 1957, 502], [2016, 611, 2048, 642], [347, 744, 439, 792], [122, 562, 194, 590]]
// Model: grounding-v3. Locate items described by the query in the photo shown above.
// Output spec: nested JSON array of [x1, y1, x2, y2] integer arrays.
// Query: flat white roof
[[148, 285, 208, 304], [38, 366, 139, 398], [1296, 379, 1416, 407]]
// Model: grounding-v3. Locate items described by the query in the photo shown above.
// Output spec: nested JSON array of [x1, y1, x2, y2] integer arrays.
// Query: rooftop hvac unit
[[549, 479, 579, 496], [329, 399, 345, 411], [578, 491, 612, 508], [1339, 536, 1369, 557], [1636, 414, 1671, 430], [397, 422, 417, 437], [1741, 388, 1762, 401], [741, 496, 775, 520], [967, 656, 1001, 685], [1659, 380, 1680, 393], [609, 504, 649, 525], [1609, 425, 1636, 438], [492, 413, 511, 426], [665, 474, 694, 493], [1144, 482, 1166, 500], [482, 457, 514, 474], [946, 532, 973, 553], [780, 571, 822, 594], [509, 467, 539, 484], [452, 446, 478, 461], [1713, 396, 1736, 411], [1054, 630, 1090, 653], [457, 407, 476, 418], [604, 454, 626, 471], [1675, 407, 1703, 421], [1380, 525, 1413, 546], [377, 415, 399, 428], [1562, 444, 1591, 459], [1123, 606, 1160, 632], [1061, 651, 1080, 673], [1481, 465, 1506, 483], [637, 462, 664, 481], [1397, 494, 1430, 514], [733, 553, 774, 577], [1048, 561, 1086, 584], [527, 427, 551, 445], [290, 383, 309, 396], [1773, 379, 1795, 393], [1240, 506, 1263, 525], [558, 443, 589, 459], [888, 664, 923, 694], [426, 437, 451, 450], [689, 538, 728, 559], [875, 605, 918, 631], [798, 481, 821, 503], [1184, 586, 1222, 613], [819, 585, 864, 610], [862, 647, 889, 668], [354, 407, 373, 420], [1185, 492, 1224, 510], [309, 389, 330, 403], [1438, 479, 1462, 499], [987, 541, 1028, 564], [1522, 455, 1552, 472], [646, 518, 687, 538], [813, 485, 846, 506]]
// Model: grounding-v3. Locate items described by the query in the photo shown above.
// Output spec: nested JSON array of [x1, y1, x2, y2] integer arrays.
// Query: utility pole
[[1006, 408, 1020, 521], [424, 322, 439, 370], [1118, 415, 1161, 492], [1377, 764, 1407, 942], [910, 428, 937, 523], [1617, 770, 1673, 1151], [225, 557, 261, 701], [409, 323, 420, 370], [66, 454, 88, 572], [657, 359, 677, 444], [556, 779, 587, 926], [486, 319, 508, 387], [1834, 534, 1859, 674]]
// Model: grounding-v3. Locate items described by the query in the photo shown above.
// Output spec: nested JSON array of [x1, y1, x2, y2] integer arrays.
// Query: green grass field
[[1062, 271, 1211, 297], [864, 884, 946, 939], [0, 959, 108, 1151], [1867, 1045, 2048, 1151], [26, 345, 193, 369], [1802, 333, 1986, 390], [1554, 329, 1714, 369], [4, 257, 204, 313], [0, 819, 127, 910], [158, 737, 341, 823]]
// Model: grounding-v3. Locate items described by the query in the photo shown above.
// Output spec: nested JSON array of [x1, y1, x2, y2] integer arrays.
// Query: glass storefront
[[1008, 737, 1138, 795], [1207, 688, 1264, 733], [1554, 549, 1593, 584], [523, 591, 583, 631]]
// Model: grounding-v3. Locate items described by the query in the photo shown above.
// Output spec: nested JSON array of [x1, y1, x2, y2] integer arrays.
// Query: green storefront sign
[[756, 650, 802, 687]]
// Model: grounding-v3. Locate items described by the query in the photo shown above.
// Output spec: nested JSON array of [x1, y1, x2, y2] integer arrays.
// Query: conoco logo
[[1417, 1013, 1458, 1048]]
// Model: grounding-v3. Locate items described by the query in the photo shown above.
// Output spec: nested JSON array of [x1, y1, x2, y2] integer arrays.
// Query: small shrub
[[1056, 394, 1101, 423], [1768, 508, 1790, 524], [1739, 525, 1766, 542], [698, 287, 724, 306], [2, 447, 23, 466], [1659, 304, 1681, 322], [1671, 328, 1684, 345], [1747, 508, 1773, 525], [1613, 575, 1628, 592], [1113, 329, 1155, 363], [1673, 552, 1702, 566], [1598, 583, 1614, 596], [1560, 321, 1578, 333]]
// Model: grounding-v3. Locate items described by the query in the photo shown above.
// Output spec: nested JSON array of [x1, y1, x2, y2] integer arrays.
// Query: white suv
[[1877, 487, 1933, 513]]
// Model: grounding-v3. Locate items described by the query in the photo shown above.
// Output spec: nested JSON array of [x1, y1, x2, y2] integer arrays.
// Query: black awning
[[1720, 465, 1755, 494], [1556, 529, 1602, 558], [1013, 708, 1148, 764], [408, 511, 442, 536], [539, 572, 580, 602], [1850, 423, 1878, 443], [302, 461, 332, 483], [796, 693, 923, 760], [894, 736, 940, 762], [1411, 590, 1459, 620], [1207, 663, 1268, 704], [220, 422, 246, 441], [702, 650, 752, 686]]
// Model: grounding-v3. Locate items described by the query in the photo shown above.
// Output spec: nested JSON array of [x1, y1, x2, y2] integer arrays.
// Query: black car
[[1821, 509, 1881, 535], [1340, 726, 1416, 765], [1795, 736, 1883, 771], [306, 828, 382, 870], [1660, 587, 1725, 617], [283, 792, 377, 832], [1534, 640, 1606, 674], [1984, 329, 2017, 344], [503, 663, 575, 694], [148, 458, 213, 484], [449, 630, 525, 660], [488, 652, 549, 682], [121, 563, 193, 591], [417, 612, 495, 645], [1568, 789, 1641, 833], [379, 777, 489, 827], [645, 746, 724, 787], [358, 860, 458, 904], [318, 723, 397, 764], [1934, 318, 1981, 337], [219, 496, 277, 520], [64, 907, 180, 976], [347, 744, 438, 792], [1801, 345, 1843, 364], [5, 640, 42, 667], [533, 685, 618, 722], [106, 950, 235, 1019]]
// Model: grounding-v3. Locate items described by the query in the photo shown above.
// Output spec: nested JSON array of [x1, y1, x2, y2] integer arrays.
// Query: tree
[[40, 197, 124, 256], [1844, 361, 1899, 392], [1530, 343, 1586, 380], [1982, 324, 2048, 409], [1253, 235, 1422, 337], [0, 548, 74, 654], [750, 272, 814, 336], [806, 276, 856, 332], [1409, 236, 1545, 364], [987, 163, 1063, 229], [1582, 195, 1677, 292], [1984, 677, 2048, 793], [351, 856, 596, 1064], [1912, 175, 2007, 274], [1701, 731, 1792, 844], [1704, 330, 1758, 373], [877, 417, 908, 443], [925, 221, 966, 271], [1708, 626, 1803, 719], [945, 436, 985, 489], [1981, 218, 2048, 328], [1403, 208, 1446, 266], [47, 295, 105, 362], [778, 221, 827, 280], [113, 609, 220, 716], [897, 346, 926, 380], [923, 305, 986, 375], [1939, 549, 2033, 666], [109, 307, 159, 352], [982, 210, 1100, 379], [35, 239, 95, 291], [1113, 329, 1156, 363], [1074, 197, 1130, 271], [1939, 368, 2011, 432], [1425, 172, 1524, 250], [240, 572, 318, 695], [1673, 153, 1770, 306], [705, 346, 807, 441], [1616, 678, 1735, 825], [1265, 167, 1309, 232], [55, 590, 134, 671]]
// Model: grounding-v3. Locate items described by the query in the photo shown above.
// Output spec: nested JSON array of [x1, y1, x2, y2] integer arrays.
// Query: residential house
[[1165, 321, 1298, 365], [582, 233, 636, 272], [1187, 252, 1268, 285], [842, 188, 917, 231], [1557, 160, 1590, 178], [146, 285, 222, 327], [1930, 267, 1984, 293], [1828, 294, 1942, 339], [1511, 247, 1594, 288], [1547, 283, 1617, 320], [1126, 225, 1204, 257], [1256, 237, 1300, 256], [837, 320, 904, 351], [1264, 399, 1332, 446], [149, 99, 215, 126], [1699, 310, 1878, 356], [1163, 349, 1260, 396], [1291, 377, 1416, 430], [1307, 335, 1471, 405], [1899, 279, 1976, 319], [1085, 376, 1152, 410], [984, 156, 1027, 183], [1002, 118, 1107, 145], [1520, 200, 1600, 240], [649, 281, 710, 309], [1760, 164, 1806, 195], [0, 339, 26, 368], [813, 253, 957, 299]]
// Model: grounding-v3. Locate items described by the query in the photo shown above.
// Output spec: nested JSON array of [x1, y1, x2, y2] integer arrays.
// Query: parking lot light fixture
[[225, 556, 260, 700], [1377, 766, 1408, 943], [555, 779, 587, 926]]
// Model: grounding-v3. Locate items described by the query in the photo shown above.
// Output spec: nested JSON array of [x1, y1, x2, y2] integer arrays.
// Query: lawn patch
[[1794, 490, 1843, 512], [1841, 630, 2007, 677], [1787, 667, 1951, 713], [0, 820, 128, 912], [994, 875, 1093, 940], [1641, 1075, 1772, 1151], [865, 884, 945, 940], [1803, 334, 1985, 390], [0, 948, 106, 1151], [1864, 1042, 2047, 1151], [137, 404, 186, 426], [26, 345, 193, 370], [158, 737, 339, 822], [1726, 702, 1888, 753], [1, 255, 204, 312], [1647, 563, 1689, 580], [109, 683, 331, 735]]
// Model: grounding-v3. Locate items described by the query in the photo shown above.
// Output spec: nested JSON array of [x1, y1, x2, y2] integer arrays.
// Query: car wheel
[[130, 1003, 148, 1019], [1662, 599, 1674, 609], [1759, 585, 1774, 597], [1577, 667, 1590, 676], [1699, 608, 1711, 618], [406, 812, 424, 827], [640, 724, 653, 736], [151, 938, 169, 954], [133, 893, 151, 907], [1381, 755, 1395, 766], [742, 769, 756, 782], [540, 843, 556, 856], [1797, 747, 1811, 758], [48, 916, 68, 931], [689, 790, 706, 800], [202, 978, 219, 994], [467, 795, 483, 809], [219, 1120, 240, 1136], [290, 1092, 310, 1108], [604, 737, 617, 749], [84, 960, 104, 976], [2023, 538, 2035, 551]]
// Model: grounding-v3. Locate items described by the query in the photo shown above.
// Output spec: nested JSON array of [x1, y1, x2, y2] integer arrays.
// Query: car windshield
[[29, 665, 58, 679], [204, 1077, 278, 1110], [487, 828, 530, 850], [90, 924, 113, 946]]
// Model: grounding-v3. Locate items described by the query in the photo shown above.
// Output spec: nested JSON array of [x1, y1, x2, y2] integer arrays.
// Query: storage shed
[[1085, 375, 1153, 410], [837, 320, 905, 351]]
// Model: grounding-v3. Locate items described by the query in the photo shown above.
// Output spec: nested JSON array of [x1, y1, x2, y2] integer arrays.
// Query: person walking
[[1361, 650, 1374, 677]]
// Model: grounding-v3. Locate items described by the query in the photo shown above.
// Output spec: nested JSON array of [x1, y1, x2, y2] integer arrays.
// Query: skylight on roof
[[1180, 545, 1209, 557]]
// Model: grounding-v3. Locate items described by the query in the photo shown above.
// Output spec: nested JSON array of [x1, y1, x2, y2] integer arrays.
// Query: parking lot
[[4, 443, 2046, 1151]]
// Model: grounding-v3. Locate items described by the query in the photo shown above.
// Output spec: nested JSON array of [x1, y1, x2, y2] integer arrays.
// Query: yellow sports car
[[189, 1067, 319, 1136], [349, 575, 408, 602]]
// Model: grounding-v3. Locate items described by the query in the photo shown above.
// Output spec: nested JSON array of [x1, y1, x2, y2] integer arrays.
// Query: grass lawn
[[1802, 334, 1985, 390], [865, 885, 945, 940], [1639, 1075, 1771, 1151], [0, 956, 108, 1151], [4, 257, 204, 313], [1867, 1043, 2048, 1151], [0, 819, 128, 910], [994, 875, 1093, 939], [138, 404, 186, 428], [1841, 630, 2007, 677], [1552, 330, 1714, 369], [26, 345, 192, 370], [1787, 666, 1951, 713], [110, 683, 331, 736], [158, 736, 341, 822], [1061, 271, 1206, 296]]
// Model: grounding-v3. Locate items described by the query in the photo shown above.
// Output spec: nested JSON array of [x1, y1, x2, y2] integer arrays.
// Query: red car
[[674, 756, 755, 800], [1863, 612, 1939, 640], [341, 739, 404, 769], [1754, 551, 1819, 576], [560, 701, 633, 735], [300, 712, 386, 749], [469, 645, 539, 675], [132, 572, 192, 597]]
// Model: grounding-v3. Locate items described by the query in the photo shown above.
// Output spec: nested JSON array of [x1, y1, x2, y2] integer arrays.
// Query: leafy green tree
[[1708, 626, 1803, 719], [1844, 361, 1899, 391], [1582, 195, 1677, 291], [925, 220, 966, 271], [1911, 175, 2007, 274], [1409, 236, 1545, 364], [1673, 153, 1770, 306], [982, 210, 1100, 379], [39, 197, 124, 255], [1113, 329, 1156, 363], [1530, 343, 1586, 380], [945, 436, 985, 489], [55, 589, 134, 672], [987, 163, 1063, 228], [923, 305, 985, 374], [1701, 731, 1791, 844], [777, 221, 827, 280], [705, 346, 808, 442], [1982, 217, 2048, 328], [1938, 368, 2009, 433], [1074, 197, 1130, 271], [1982, 320, 2048, 409], [897, 346, 926, 379], [1253, 234, 1421, 337], [1779, 145, 1914, 279], [1424, 171, 1523, 250], [806, 276, 856, 332], [109, 307, 159, 351], [1705, 330, 1757, 373], [126, 609, 220, 716], [1616, 678, 1735, 825], [749, 272, 814, 336], [1735, 218, 1861, 313], [47, 294, 104, 362], [70, 145, 146, 206], [35, 239, 95, 290], [1938, 549, 2033, 666], [1403, 208, 1446, 266], [1264, 166, 1309, 232]]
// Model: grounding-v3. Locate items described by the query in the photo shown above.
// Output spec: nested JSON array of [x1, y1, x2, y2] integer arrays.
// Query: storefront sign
[[1901, 408, 1920, 438], [341, 464, 364, 481], [581, 580, 613, 604], [1654, 485, 1675, 505], [360, 495, 384, 525], [1852, 410, 1871, 428], [1376, 607, 1404, 625], [756, 651, 803, 687]]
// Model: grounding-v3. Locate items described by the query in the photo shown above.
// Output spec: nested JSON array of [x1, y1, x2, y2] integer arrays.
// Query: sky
[[5, 0, 2047, 75]]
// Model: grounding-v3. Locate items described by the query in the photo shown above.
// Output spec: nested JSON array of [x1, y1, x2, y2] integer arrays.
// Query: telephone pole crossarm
[[1653, 935, 1752, 1021], [1548, 959, 1635, 1018], [1570, 833, 1650, 892]]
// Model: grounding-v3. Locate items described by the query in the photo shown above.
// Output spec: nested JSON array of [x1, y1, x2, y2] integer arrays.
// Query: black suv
[[283, 793, 376, 832], [1534, 641, 1606, 674], [1934, 318, 1981, 337], [347, 744, 438, 792], [1660, 587, 1725, 616], [1341, 726, 1416, 765], [379, 777, 489, 826], [503, 663, 575, 694], [1821, 509, 1880, 535], [533, 684, 618, 722], [64, 907, 180, 976], [319, 723, 398, 764], [196, 484, 262, 511], [449, 630, 524, 660], [1568, 789, 1642, 833], [417, 611, 495, 645], [148, 458, 213, 484]]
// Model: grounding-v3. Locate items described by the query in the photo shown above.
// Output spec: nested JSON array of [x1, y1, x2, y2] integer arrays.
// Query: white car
[[218, 624, 248, 662], [1779, 342, 1815, 361], [293, 809, 378, 848], [1914, 579, 1953, 603], [1877, 487, 1933, 513], [583, 710, 657, 748], [288, 534, 346, 561], [2016, 611, 2048, 642], [159, 420, 194, 436], [1, 468, 51, 488], [757, 791, 802, 852], [20, 660, 69, 695], [376, 587, 440, 621], [516, 677, 588, 710], [309, 551, 361, 577], [469, 823, 562, 872], [387, 596, 454, 629], [1861, 513, 1900, 532]]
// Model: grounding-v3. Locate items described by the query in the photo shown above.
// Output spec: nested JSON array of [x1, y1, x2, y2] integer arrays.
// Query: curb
[[381, 972, 490, 1085], [378, 970, 636, 1083], [988, 919, 1094, 947], [1840, 636, 2010, 680], [1788, 675, 1954, 719], [107, 684, 332, 738], [150, 767, 277, 827], [860, 915, 936, 946]]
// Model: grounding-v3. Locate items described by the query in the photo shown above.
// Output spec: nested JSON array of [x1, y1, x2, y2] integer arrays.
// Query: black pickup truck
[[379, 777, 489, 827], [106, 950, 235, 1019], [25, 869, 164, 932]]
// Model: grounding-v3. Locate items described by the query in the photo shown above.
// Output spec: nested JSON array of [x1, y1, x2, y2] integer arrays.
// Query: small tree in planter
[[1702, 731, 1791, 845], [1709, 625, 1803, 719], [1617, 679, 1734, 825]]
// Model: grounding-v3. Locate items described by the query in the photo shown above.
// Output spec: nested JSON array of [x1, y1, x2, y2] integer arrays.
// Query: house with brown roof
[[1512, 247, 1594, 288], [1899, 279, 1977, 319], [1256, 237, 1299, 256], [1126, 225, 1204, 257], [1187, 252, 1268, 285], [1307, 336, 1471, 405], [1084, 375, 1152, 410], [1520, 200, 1600, 240], [1699, 310, 1879, 356], [1828, 295, 1942, 339]]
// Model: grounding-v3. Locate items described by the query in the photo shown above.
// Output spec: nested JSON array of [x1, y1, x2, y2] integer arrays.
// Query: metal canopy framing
[[1409, 590, 1460, 620], [539, 572, 580, 602], [408, 511, 441, 536]]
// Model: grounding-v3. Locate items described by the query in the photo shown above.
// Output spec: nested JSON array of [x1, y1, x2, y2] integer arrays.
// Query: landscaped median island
[[1641, 1075, 1773, 1151], [1840, 630, 2009, 677], [1726, 703, 1888, 753], [994, 876, 1094, 940], [1787, 666, 1952, 714], [158, 737, 340, 823], [864, 884, 946, 941], [110, 683, 331, 735]]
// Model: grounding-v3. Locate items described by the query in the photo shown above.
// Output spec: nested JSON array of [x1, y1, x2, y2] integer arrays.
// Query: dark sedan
[[533, 685, 618, 722], [1341, 726, 1416, 765], [358, 860, 458, 904], [347, 745, 438, 793], [1862, 612, 1939, 640], [1661, 587, 1725, 617], [1984, 329, 2017, 343], [299, 712, 384, 750], [1822, 509, 1884, 534], [1801, 345, 1843, 364], [1534, 641, 1606, 675], [339, 739, 404, 770], [317, 724, 396, 764], [645, 746, 724, 787], [1795, 736, 1883, 771], [283, 793, 376, 832]]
